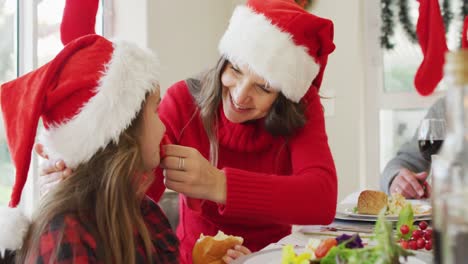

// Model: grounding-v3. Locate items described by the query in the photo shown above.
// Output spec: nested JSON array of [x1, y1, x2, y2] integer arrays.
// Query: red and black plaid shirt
[[31, 197, 179, 263]]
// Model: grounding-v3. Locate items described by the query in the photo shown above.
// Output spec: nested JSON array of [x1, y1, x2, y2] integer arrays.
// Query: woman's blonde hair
[[187, 57, 307, 165], [17, 98, 154, 264]]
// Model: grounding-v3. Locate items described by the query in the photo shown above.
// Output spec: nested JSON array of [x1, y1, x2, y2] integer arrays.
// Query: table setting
[[232, 191, 434, 264]]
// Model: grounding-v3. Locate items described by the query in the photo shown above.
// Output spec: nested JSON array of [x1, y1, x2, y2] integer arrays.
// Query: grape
[[424, 229, 433, 240], [416, 238, 426, 249], [409, 240, 418, 250], [400, 224, 410, 235], [425, 240, 433, 250], [412, 230, 423, 240], [418, 221, 428, 230]]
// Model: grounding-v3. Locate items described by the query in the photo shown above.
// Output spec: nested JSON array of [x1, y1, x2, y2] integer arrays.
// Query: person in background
[[0, 34, 179, 263], [381, 97, 445, 199], [39, 0, 338, 263], [381, 13, 468, 199]]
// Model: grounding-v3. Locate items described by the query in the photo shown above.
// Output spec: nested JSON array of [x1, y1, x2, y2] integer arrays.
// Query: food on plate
[[396, 205, 433, 251], [281, 211, 413, 263], [355, 190, 432, 216], [192, 230, 243, 264], [357, 190, 388, 215], [387, 192, 407, 215]]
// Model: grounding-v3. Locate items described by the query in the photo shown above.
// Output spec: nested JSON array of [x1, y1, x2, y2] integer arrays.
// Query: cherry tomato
[[400, 224, 410, 235], [409, 240, 418, 250], [425, 240, 432, 250], [418, 221, 428, 230], [315, 238, 337, 258], [400, 240, 409, 249], [416, 238, 426, 249], [412, 230, 423, 240], [424, 229, 433, 240]]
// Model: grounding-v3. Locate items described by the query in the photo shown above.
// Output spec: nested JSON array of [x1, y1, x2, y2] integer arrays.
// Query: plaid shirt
[[31, 197, 179, 264]]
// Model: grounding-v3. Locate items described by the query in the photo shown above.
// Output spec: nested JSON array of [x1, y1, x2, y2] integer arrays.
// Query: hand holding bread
[[192, 231, 249, 264]]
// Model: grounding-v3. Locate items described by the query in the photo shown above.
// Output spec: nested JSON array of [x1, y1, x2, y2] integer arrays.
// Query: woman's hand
[[390, 168, 431, 199], [160, 145, 227, 204], [35, 144, 72, 196], [222, 245, 252, 263]]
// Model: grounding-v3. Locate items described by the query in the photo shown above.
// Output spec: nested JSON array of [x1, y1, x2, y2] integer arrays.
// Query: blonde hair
[[17, 99, 154, 264]]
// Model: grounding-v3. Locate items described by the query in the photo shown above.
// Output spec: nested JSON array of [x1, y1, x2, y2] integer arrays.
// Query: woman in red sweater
[[39, 0, 338, 263]]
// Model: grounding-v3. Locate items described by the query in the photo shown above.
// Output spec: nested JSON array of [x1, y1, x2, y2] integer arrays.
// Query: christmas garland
[[398, 0, 417, 43], [381, 0, 395, 49], [461, 0, 468, 46], [381, 0, 456, 49]]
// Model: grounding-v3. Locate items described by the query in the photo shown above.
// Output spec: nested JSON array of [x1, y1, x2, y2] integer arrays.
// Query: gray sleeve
[[380, 97, 446, 193]]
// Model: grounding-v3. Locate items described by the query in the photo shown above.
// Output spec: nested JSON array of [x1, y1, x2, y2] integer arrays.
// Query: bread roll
[[357, 190, 388, 215], [192, 231, 243, 264]]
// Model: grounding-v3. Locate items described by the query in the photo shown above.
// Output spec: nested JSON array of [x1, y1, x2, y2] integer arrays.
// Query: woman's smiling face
[[221, 62, 279, 123]]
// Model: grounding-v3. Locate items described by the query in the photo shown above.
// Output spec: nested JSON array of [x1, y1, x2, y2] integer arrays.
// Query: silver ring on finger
[[178, 157, 185, 171]]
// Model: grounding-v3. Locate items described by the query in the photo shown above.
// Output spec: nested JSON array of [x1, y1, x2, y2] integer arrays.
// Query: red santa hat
[[0, 34, 160, 250], [414, 0, 448, 96], [218, 0, 335, 103], [60, 0, 99, 45], [463, 15, 468, 49]]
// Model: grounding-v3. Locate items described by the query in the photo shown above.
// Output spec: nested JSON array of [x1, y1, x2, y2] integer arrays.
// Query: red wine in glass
[[418, 139, 443, 161], [417, 119, 446, 161]]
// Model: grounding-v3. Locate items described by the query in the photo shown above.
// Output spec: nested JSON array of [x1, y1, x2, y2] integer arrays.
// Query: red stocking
[[414, 0, 448, 96]]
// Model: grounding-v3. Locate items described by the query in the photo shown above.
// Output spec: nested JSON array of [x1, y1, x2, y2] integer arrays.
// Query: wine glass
[[417, 118, 446, 162]]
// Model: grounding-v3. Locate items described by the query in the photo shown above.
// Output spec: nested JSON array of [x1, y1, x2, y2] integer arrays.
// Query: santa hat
[[463, 15, 468, 49], [0, 34, 160, 250], [414, 0, 448, 96], [60, 0, 99, 45], [218, 0, 335, 103]]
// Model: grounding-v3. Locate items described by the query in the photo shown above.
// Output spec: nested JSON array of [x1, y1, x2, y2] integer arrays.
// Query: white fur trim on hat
[[218, 6, 319, 102], [0, 207, 30, 251], [38, 41, 160, 168]]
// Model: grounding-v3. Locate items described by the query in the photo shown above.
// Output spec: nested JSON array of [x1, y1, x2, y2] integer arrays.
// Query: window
[[0, 0, 105, 208], [364, 0, 464, 184], [0, 0, 17, 206]]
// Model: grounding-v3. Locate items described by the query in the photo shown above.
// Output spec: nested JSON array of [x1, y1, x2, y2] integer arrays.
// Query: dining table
[[232, 191, 434, 264]]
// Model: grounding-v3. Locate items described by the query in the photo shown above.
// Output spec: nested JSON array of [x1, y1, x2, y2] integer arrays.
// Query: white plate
[[232, 247, 431, 264], [335, 200, 432, 222]]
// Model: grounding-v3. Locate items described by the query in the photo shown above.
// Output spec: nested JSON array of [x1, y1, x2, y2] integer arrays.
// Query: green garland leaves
[[381, 0, 457, 49], [381, 0, 395, 49], [398, 0, 417, 43]]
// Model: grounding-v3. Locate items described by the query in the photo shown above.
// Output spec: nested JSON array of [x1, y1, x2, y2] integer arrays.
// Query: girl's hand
[[35, 144, 72, 196], [160, 145, 227, 204], [222, 245, 252, 263]]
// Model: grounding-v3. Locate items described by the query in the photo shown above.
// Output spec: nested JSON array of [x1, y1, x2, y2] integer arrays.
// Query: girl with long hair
[[0, 34, 179, 263]]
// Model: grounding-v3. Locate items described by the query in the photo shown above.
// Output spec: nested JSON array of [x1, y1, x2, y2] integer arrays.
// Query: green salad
[[282, 208, 414, 264]]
